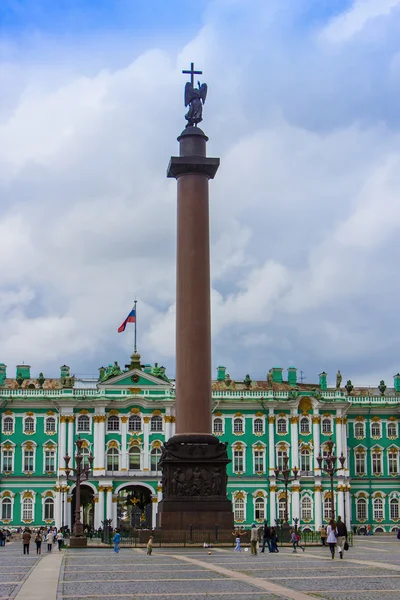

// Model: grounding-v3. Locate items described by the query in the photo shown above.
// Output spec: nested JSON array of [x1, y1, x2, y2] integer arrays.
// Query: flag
[[118, 309, 136, 333]]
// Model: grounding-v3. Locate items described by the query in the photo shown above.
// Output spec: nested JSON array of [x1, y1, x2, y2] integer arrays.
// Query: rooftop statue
[[336, 370, 342, 389], [182, 62, 207, 127]]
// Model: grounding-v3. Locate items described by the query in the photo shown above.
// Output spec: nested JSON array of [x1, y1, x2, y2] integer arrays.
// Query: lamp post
[[64, 436, 94, 547], [274, 452, 299, 541], [317, 438, 346, 520]]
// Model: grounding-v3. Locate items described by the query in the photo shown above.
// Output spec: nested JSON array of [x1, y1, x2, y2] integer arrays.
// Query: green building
[[1, 357, 399, 532]]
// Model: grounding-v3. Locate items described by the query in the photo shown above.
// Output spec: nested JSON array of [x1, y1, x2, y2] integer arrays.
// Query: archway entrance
[[117, 485, 152, 530], [71, 484, 95, 530]]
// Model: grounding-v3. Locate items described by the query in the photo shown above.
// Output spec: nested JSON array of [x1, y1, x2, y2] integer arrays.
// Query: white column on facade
[[105, 486, 113, 520], [112, 495, 118, 528], [121, 416, 128, 471], [314, 482, 322, 529], [62, 486, 69, 529], [290, 413, 299, 469], [345, 487, 351, 529], [164, 412, 171, 441], [338, 483, 345, 520], [152, 497, 158, 528], [93, 416, 99, 468], [54, 488, 61, 529], [95, 415, 106, 476], [96, 487, 105, 529], [66, 497, 72, 529], [292, 484, 300, 522], [170, 415, 176, 437], [157, 483, 163, 502], [268, 412, 275, 474], [143, 417, 150, 471], [269, 481, 276, 524], [342, 419, 349, 476], [58, 416, 67, 473], [67, 416, 74, 462], [312, 412, 321, 472]]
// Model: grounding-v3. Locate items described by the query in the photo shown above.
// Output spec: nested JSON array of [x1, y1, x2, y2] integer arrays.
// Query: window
[[372, 452, 382, 475], [301, 496, 312, 520], [44, 498, 54, 520], [23, 449, 34, 472], [322, 419, 332, 434], [254, 450, 264, 473], [300, 418, 310, 434], [277, 450, 288, 470], [77, 415, 90, 432], [1, 498, 12, 520], [388, 423, 397, 438], [255, 497, 265, 520], [45, 417, 56, 433], [357, 498, 367, 520], [129, 447, 140, 470], [390, 498, 399, 520], [22, 498, 33, 521], [371, 422, 381, 438], [80, 447, 90, 468], [128, 415, 142, 432], [151, 448, 161, 471], [24, 417, 35, 433], [233, 450, 244, 473], [324, 497, 332, 520], [300, 450, 311, 472], [107, 447, 119, 471], [151, 416, 163, 432], [234, 498, 245, 521], [44, 450, 55, 473], [389, 452, 398, 475], [277, 418, 287, 434], [355, 452, 366, 475], [107, 415, 120, 431], [254, 418, 263, 434], [233, 418, 244, 433], [278, 497, 286, 520], [3, 417, 13, 433], [2, 450, 13, 472], [373, 497, 384, 520], [354, 422, 365, 438], [213, 418, 223, 434]]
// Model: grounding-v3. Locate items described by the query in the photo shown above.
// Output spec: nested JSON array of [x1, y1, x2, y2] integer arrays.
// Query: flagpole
[[134, 299, 137, 353]]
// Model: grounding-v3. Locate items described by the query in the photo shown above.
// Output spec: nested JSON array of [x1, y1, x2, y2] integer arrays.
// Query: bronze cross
[[182, 61, 202, 86]]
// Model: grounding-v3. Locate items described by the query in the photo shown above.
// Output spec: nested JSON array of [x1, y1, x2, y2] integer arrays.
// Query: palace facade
[[1, 355, 399, 532]]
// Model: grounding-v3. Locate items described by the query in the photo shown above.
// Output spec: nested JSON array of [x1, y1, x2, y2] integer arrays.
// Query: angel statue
[[185, 80, 207, 127]]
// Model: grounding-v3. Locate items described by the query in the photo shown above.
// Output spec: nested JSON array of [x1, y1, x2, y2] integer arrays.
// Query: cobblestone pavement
[[0, 542, 42, 599]]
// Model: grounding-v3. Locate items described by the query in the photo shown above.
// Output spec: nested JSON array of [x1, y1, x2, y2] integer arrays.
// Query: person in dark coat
[[261, 521, 271, 553]]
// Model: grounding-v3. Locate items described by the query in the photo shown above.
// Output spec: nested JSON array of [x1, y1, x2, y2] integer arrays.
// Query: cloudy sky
[[1, 0, 400, 386]]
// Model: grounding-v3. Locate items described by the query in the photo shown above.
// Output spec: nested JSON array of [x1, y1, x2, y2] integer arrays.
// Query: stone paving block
[[61, 595, 282, 600], [63, 570, 227, 581], [278, 575, 400, 592]]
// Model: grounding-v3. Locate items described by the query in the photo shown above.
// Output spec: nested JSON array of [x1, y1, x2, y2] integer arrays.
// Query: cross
[[182, 61, 202, 86]]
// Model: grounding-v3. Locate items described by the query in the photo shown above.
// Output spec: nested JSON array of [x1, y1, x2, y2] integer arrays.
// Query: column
[[337, 484, 345, 519], [269, 482, 276, 524], [290, 414, 299, 469], [164, 414, 171, 441], [345, 486, 351, 529], [94, 415, 106, 476], [292, 483, 300, 522], [121, 416, 128, 471], [143, 417, 150, 471], [58, 416, 67, 473], [314, 483, 322, 529], [342, 419, 349, 476], [67, 416, 74, 461], [335, 414, 343, 460], [152, 497, 158, 528], [157, 483, 163, 503], [54, 487, 61, 529], [170, 415, 176, 437], [268, 413, 275, 474], [62, 486, 69, 529], [105, 486, 113, 520], [66, 497, 72, 529], [93, 416, 99, 468], [96, 486, 105, 529], [112, 495, 118, 528], [312, 413, 321, 472]]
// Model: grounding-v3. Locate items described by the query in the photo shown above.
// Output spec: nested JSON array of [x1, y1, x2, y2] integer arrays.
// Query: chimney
[[319, 372, 327, 391], [288, 367, 297, 386], [60, 365, 70, 379], [394, 373, 400, 393], [16, 365, 31, 380], [217, 366, 226, 381], [272, 367, 283, 384], [0, 363, 6, 386]]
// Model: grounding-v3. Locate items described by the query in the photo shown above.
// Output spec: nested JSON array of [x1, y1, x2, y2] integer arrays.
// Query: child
[[233, 529, 243, 552], [112, 530, 121, 553], [147, 535, 154, 556]]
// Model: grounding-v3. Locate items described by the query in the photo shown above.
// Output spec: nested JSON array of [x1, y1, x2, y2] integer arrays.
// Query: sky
[[1, 0, 400, 386]]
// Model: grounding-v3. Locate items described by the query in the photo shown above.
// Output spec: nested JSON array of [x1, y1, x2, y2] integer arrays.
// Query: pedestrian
[[336, 516, 348, 559], [250, 523, 258, 556], [261, 521, 271, 553], [34, 530, 42, 555], [319, 525, 327, 546], [56, 531, 64, 551], [0, 530, 5, 547], [46, 530, 54, 552], [147, 535, 154, 556], [293, 529, 305, 553], [22, 528, 31, 555], [270, 527, 279, 552], [327, 519, 337, 559], [233, 529, 244, 552], [112, 529, 121, 553]]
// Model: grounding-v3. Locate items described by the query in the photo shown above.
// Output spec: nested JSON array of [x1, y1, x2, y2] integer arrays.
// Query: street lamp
[[316, 438, 346, 520], [274, 452, 299, 540], [64, 436, 94, 547]]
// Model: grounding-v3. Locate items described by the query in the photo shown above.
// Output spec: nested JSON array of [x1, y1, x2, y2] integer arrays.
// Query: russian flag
[[118, 309, 136, 333]]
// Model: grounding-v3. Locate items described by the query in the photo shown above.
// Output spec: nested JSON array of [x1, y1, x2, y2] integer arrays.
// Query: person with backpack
[[327, 519, 337, 559], [336, 516, 348, 559], [261, 521, 271, 553], [34, 530, 43, 555], [22, 528, 31, 555]]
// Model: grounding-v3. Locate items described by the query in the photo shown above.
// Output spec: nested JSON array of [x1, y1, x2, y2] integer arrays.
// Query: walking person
[[34, 530, 42, 555], [270, 527, 279, 553], [56, 530, 64, 551], [291, 529, 305, 553], [336, 516, 348, 559], [112, 530, 121, 553], [250, 523, 258, 555], [147, 535, 154, 556], [261, 521, 271, 553], [0, 530, 5, 547], [22, 528, 31, 555], [327, 519, 337, 559], [46, 530, 54, 552], [233, 529, 244, 552], [319, 525, 327, 546]]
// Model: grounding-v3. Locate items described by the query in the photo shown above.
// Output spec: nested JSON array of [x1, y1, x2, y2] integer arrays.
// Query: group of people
[[21, 527, 64, 555], [111, 530, 154, 555], [234, 522, 281, 555], [325, 516, 348, 559]]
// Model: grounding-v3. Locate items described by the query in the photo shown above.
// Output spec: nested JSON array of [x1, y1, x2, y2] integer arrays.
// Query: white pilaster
[[157, 483, 163, 502], [268, 412, 275, 474], [94, 415, 106, 476], [170, 415, 176, 437], [58, 416, 67, 474], [67, 416, 74, 462], [165, 411, 172, 441], [62, 487, 69, 529], [335, 413, 343, 463], [66, 498, 72, 529], [143, 417, 150, 471], [314, 483, 322, 529], [269, 480, 276, 524], [112, 496, 118, 528], [342, 418, 349, 476], [292, 485, 300, 523], [338, 485, 345, 520], [54, 488, 61, 529], [345, 487, 351, 529], [121, 416, 128, 471], [312, 412, 321, 472], [290, 412, 299, 469], [105, 486, 113, 520], [152, 497, 158, 528], [96, 487, 105, 529]]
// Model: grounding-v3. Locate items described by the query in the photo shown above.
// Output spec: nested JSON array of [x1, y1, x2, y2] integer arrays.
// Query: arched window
[[371, 422, 381, 438], [77, 415, 90, 432], [390, 497, 399, 520], [128, 415, 142, 432], [372, 451, 382, 475], [129, 447, 140, 470], [24, 417, 35, 433], [388, 423, 397, 438], [254, 449, 264, 473], [44, 497, 54, 520], [233, 418, 244, 433], [107, 447, 119, 471], [213, 418, 223, 433], [80, 447, 90, 468], [277, 418, 287, 434], [355, 451, 366, 475], [234, 498, 245, 521], [300, 418, 310, 434], [3, 417, 13, 433], [301, 496, 312, 520], [23, 447, 34, 472], [44, 449, 55, 472], [233, 449, 244, 473], [278, 497, 286, 520], [1, 497, 12, 520], [322, 419, 332, 434], [354, 422, 365, 438], [2, 448, 13, 472], [151, 448, 161, 471], [255, 497, 265, 520], [357, 498, 367, 520], [22, 498, 33, 521], [45, 417, 56, 433], [254, 418, 263, 434], [388, 452, 398, 475], [107, 415, 120, 431], [323, 497, 332, 520], [277, 450, 288, 470], [151, 416, 163, 432], [300, 449, 311, 472], [373, 497, 384, 520]]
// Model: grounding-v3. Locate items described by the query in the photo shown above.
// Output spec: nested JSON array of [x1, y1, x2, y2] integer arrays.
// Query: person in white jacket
[[46, 530, 54, 553], [326, 519, 337, 559]]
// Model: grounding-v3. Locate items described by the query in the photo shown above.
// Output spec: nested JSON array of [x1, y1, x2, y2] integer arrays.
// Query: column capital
[[143, 416, 151, 424], [121, 416, 129, 423], [60, 416, 68, 423], [312, 415, 321, 424], [290, 416, 299, 424], [314, 485, 323, 492], [268, 415, 275, 424]]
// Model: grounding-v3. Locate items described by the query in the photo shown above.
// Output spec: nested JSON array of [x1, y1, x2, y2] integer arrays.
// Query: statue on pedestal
[[336, 370, 342, 389]]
